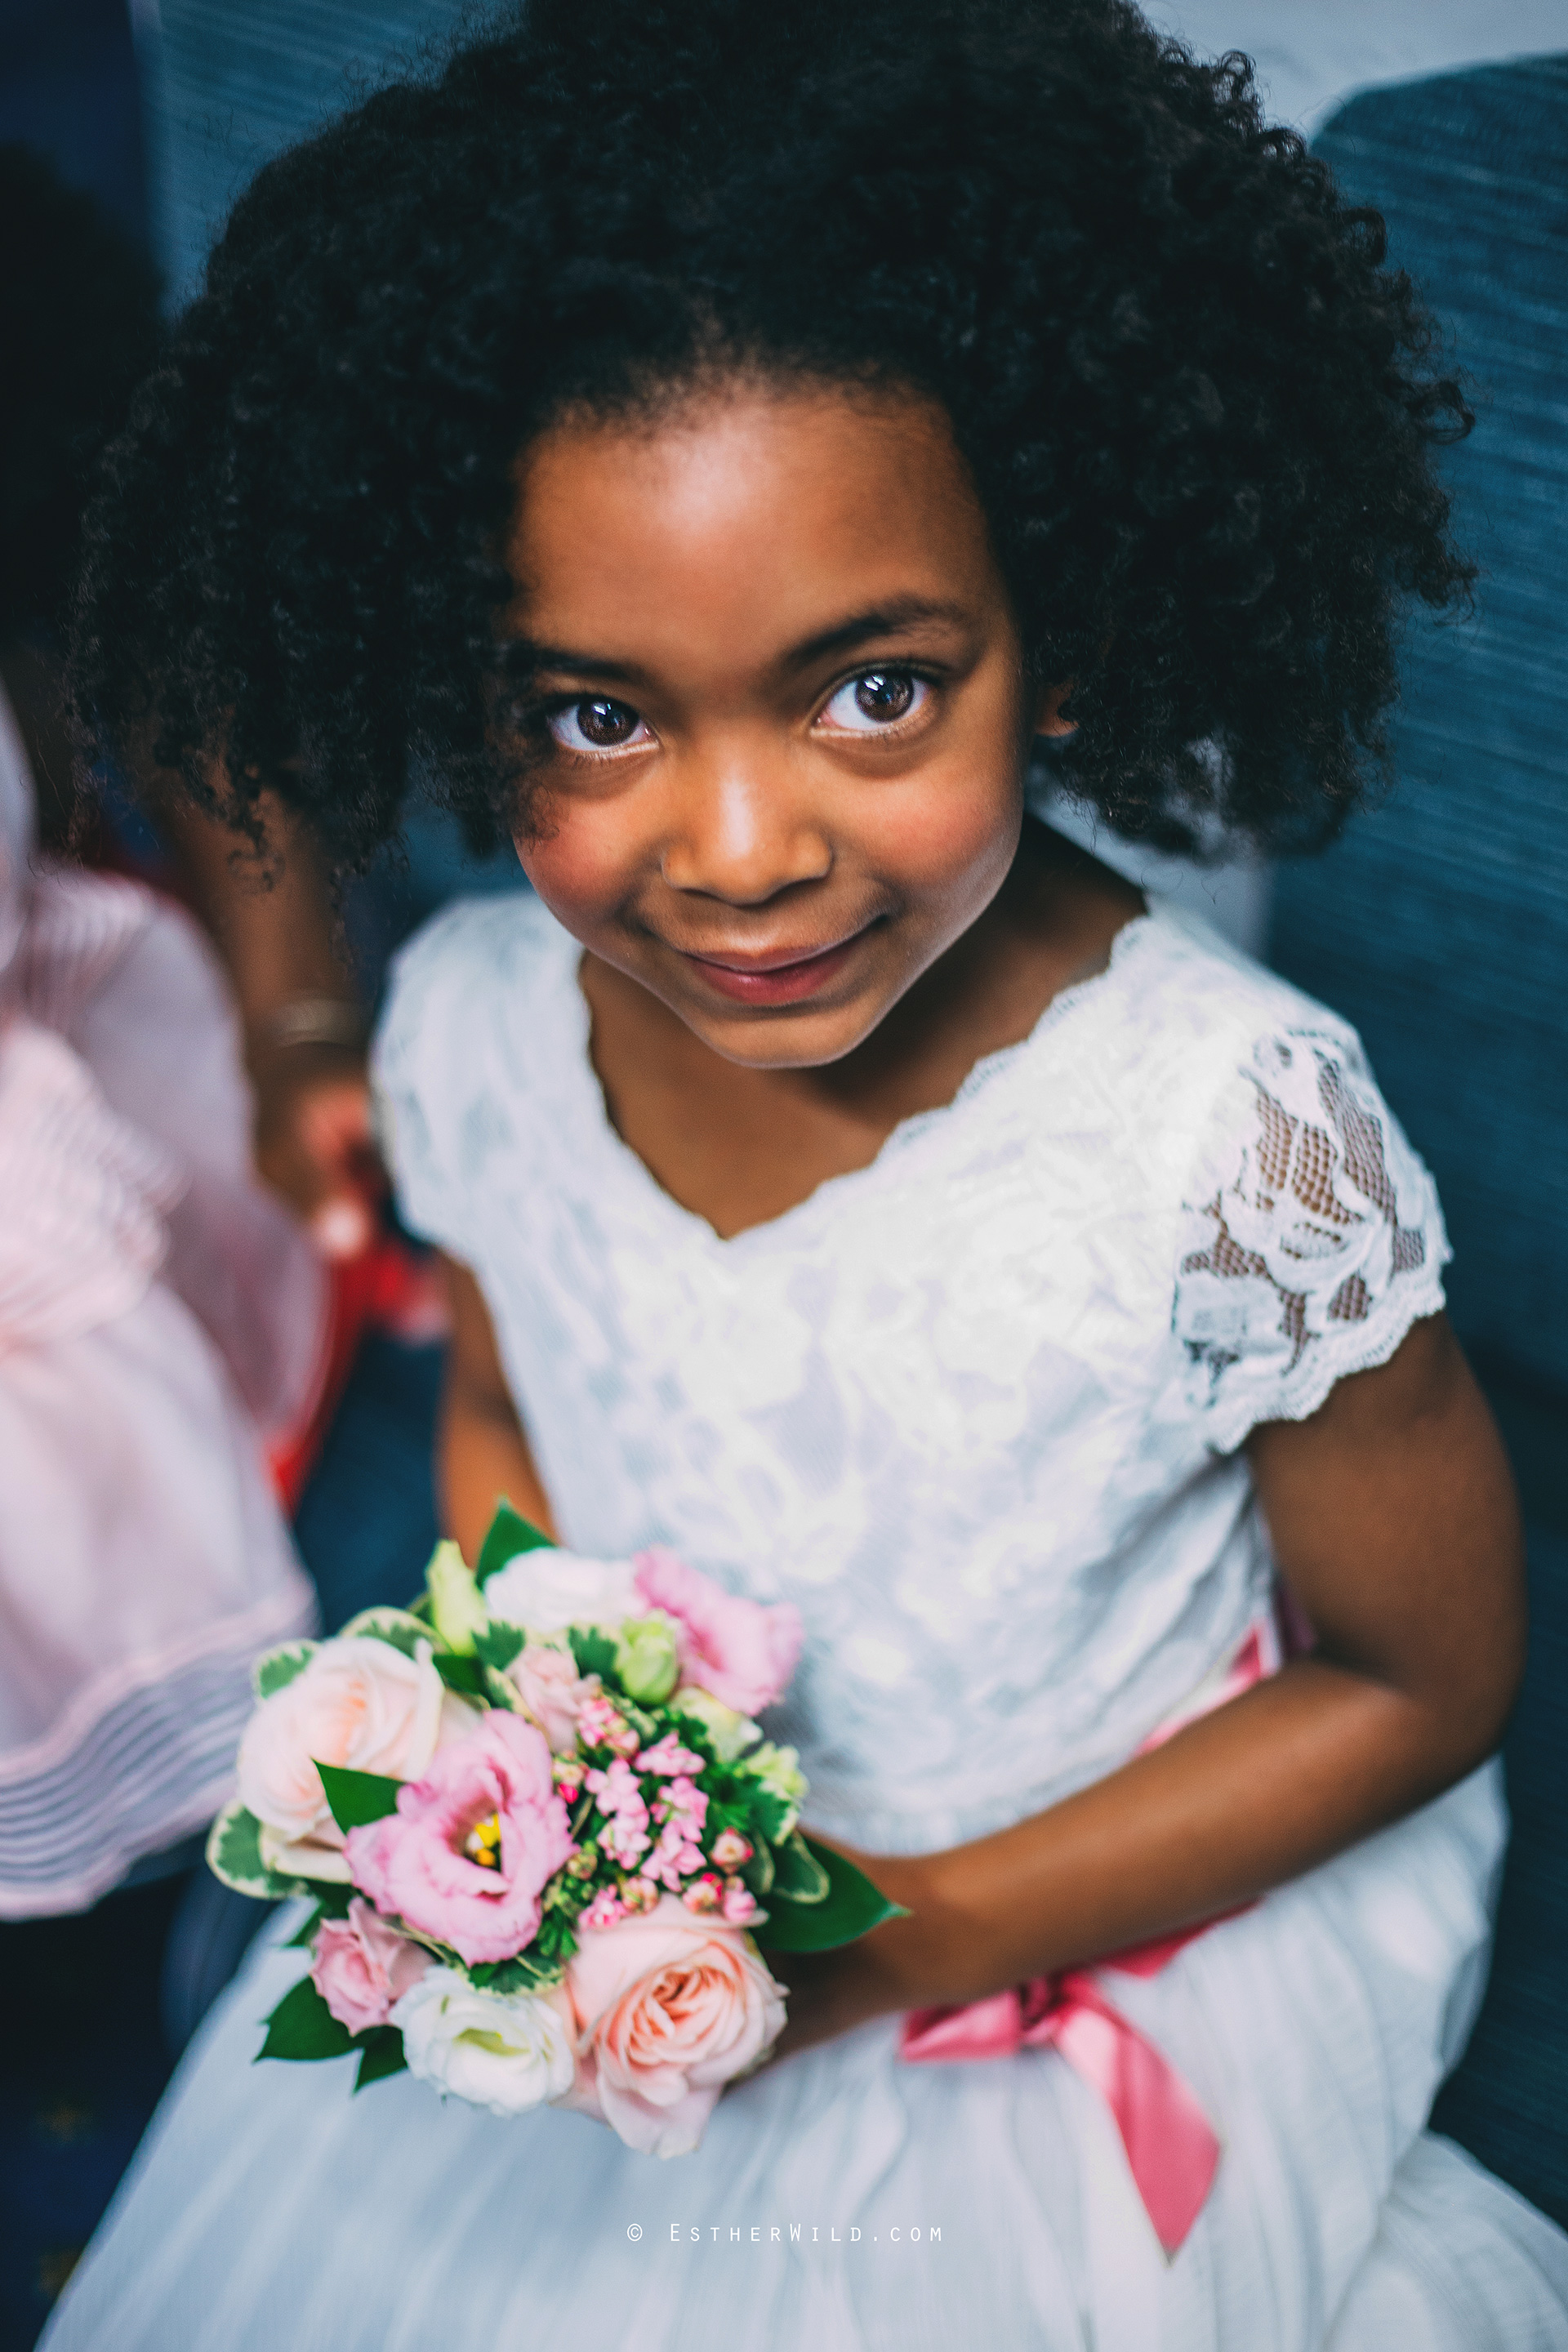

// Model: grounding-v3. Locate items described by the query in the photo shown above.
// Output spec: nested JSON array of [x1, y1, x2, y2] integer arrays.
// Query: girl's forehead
[[503, 380, 1007, 662]]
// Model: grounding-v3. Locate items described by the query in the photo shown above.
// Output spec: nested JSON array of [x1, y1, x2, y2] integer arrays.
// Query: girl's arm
[[777, 1313, 1526, 2055], [439, 1256, 559, 1558]]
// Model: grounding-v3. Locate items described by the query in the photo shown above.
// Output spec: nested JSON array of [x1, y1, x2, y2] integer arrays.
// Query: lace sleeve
[[1173, 1026, 1450, 1450]]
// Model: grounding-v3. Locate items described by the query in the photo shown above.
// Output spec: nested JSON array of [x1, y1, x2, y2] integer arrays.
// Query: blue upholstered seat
[[1273, 55, 1568, 2227]]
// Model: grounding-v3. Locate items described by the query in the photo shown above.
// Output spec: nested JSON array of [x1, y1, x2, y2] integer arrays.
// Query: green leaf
[[474, 1622, 525, 1673], [768, 1829, 831, 1904], [316, 1762, 403, 1834], [568, 1626, 618, 1682], [749, 1788, 796, 1843], [530, 1909, 580, 1964], [254, 1642, 317, 1699], [206, 1800, 296, 1900], [258, 1973, 358, 2061], [336, 1608, 430, 1660], [466, 1951, 564, 1994], [354, 2028, 409, 2091], [739, 1837, 775, 1897], [434, 1651, 487, 1696], [482, 1666, 523, 1712], [475, 1500, 556, 1587], [754, 1838, 907, 1954]]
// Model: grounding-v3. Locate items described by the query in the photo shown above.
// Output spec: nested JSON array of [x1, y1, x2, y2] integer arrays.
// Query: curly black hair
[[1, 144, 161, 644], [70, 0, 1472, 864]]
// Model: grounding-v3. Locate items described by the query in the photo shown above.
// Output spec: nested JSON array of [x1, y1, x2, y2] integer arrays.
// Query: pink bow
[[900, 1625, 1282, 2256]]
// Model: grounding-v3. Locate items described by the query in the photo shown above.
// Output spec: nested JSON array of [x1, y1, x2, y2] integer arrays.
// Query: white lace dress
[[45, 893, 1568, 2350]]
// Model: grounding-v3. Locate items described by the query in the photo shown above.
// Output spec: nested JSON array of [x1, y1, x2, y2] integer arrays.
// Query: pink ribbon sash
[[900, 1624, 1279, 2256], [900, 1932, 1226, 2256]]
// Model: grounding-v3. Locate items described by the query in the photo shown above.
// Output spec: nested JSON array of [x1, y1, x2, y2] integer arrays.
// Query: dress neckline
[[549, 905, 1164, 1254]]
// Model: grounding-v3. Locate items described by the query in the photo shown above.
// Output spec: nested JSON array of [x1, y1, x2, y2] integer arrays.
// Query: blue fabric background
[[1274, 55, 1568, 2230]]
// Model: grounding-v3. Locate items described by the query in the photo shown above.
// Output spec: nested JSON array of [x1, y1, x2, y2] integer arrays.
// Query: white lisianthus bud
[[391, 1970, 577, 2117], [613, 1612, 681, 1704], [425, 1541, 488, 1655]]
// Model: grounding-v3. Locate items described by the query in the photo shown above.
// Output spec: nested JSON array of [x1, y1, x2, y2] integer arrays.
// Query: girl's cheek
[[514, 806, 643, 935]]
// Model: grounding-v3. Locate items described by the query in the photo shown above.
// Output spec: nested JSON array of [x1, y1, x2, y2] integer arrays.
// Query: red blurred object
[[269, 1232, 448, 1512]]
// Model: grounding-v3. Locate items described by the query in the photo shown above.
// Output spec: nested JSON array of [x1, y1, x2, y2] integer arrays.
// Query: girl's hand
[[762, 1845, 964, 2063]]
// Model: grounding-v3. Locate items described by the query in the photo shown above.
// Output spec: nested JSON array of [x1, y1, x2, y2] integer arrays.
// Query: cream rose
[[564, 1894, 786, 2157], [237, 1637, 472, 1880], [392, 1969, 577, 2117]]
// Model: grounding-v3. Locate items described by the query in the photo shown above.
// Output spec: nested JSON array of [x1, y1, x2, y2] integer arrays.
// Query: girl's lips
[[679, 932, 867, 1006]]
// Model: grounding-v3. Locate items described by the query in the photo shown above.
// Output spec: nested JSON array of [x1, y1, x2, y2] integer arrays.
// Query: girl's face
[[506, 381, 1059, 1069]]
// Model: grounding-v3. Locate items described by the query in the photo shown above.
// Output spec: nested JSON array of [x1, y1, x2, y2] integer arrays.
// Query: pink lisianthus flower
[[310, 1896, 430, 2034], [344, 1713, 573, 1967], [561, 1893, 786, 2157], [632, 1550, 803, 1717]]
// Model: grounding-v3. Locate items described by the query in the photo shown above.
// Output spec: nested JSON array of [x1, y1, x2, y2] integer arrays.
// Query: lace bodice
[[374, 896, 1447, 1854]]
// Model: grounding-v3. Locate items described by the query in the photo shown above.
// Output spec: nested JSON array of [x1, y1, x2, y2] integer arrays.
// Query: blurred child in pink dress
[[0, 685, 323, 1915]]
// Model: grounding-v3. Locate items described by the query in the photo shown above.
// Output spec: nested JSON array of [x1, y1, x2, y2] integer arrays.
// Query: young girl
[[45, 2, 1568, 2345]]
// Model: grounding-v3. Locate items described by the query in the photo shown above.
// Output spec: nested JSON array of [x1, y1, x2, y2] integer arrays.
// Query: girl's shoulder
[[370, 891, 577, 1254]]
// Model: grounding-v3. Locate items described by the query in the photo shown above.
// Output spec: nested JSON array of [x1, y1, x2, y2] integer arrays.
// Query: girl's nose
[[659, 755, 832, 903]]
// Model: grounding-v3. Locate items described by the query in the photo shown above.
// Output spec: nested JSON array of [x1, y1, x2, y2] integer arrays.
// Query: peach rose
[[564, 1893, 786, 2156], [237, 1637, 475, 1880]]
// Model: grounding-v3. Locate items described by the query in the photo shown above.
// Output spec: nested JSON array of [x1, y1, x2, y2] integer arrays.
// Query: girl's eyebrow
[[781, 596, 973, 670], [518, 597, 973, 685]]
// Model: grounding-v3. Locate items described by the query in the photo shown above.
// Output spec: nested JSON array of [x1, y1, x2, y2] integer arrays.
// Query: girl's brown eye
[[818, 669, 931, 734], [546, 695, 652, 755], [854, 671, 915, 721]]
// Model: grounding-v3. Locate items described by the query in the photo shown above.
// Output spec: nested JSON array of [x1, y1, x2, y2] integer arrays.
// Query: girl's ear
[[1034, 679, 1076, 740]]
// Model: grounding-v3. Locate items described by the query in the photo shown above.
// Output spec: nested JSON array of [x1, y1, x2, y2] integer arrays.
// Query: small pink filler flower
[[345, 1713, 574, 1967], [632, 1550, 803, 1717], [310, 1896, 430, 2034]]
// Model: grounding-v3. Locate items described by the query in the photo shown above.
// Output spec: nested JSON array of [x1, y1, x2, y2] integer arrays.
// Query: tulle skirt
[[41, 1761, 1568, 2350]]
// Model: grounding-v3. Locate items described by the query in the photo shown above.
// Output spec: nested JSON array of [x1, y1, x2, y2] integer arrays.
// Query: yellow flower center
[[464, 1811, 503, 1871]]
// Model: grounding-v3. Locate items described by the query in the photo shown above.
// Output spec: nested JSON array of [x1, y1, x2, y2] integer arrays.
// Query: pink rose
[[238, 1637, 466, 1879], [345, 1713, 575, 1966], [508, 1644, 598, 1754], [310, 1896, 430, 2034], [563, 1893, 786, 2156], [631, 1550, 803, 1717]]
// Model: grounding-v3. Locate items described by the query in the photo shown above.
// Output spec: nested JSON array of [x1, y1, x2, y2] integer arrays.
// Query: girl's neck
[[580, 816, 1145, 1241]]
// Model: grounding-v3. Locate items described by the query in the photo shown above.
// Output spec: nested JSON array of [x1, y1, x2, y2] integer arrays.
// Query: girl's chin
[[680, 992, 889, 1071]]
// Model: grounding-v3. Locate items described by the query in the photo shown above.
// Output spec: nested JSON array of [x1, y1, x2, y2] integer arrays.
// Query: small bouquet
[[210, 1504, 899, 2155]]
